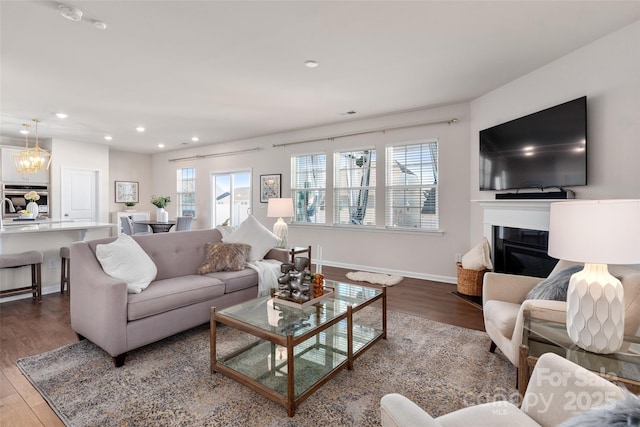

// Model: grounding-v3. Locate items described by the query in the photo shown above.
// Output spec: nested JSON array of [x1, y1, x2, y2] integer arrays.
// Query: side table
[[289, 246, 311, 264], [519, 308, 640, 395]]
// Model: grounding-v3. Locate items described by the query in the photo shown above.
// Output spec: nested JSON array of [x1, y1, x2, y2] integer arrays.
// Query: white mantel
[[475, 200, 555, 245]]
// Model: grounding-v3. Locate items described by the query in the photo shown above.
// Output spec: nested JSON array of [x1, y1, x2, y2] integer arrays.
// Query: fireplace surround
[[478, 200, 560, 278]]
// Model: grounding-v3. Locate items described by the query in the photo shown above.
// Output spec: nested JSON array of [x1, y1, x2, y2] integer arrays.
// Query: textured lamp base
[[566, 263, 624, 354], [273, 217, 288, 248]]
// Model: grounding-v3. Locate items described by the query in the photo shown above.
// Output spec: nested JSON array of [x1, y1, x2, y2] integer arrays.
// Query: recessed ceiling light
[[304, 60, 319, 68], [158, 143, 165, 148], [94, 21, 107, 30], [191, 136, 199, 142], [58, 5, 83, 22], [136, 126, 145, 132], [55, 112, 68, 119], [104, 135, 113, 141]]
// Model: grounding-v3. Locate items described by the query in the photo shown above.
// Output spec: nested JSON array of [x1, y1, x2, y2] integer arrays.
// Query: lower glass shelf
[[219, 321, 383, 398]]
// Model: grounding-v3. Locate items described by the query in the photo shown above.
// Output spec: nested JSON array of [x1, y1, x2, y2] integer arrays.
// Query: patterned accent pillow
[[198, 242, 251, 274], [526, 264, 583, 301]]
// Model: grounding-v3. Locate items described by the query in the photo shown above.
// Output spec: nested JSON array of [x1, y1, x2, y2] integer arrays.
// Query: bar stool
[[0, 251, 43, 302], [60, 246, 70, 294]]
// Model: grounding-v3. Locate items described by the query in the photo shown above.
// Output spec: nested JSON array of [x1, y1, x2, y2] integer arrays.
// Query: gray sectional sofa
[[70, 228, 287, 366]]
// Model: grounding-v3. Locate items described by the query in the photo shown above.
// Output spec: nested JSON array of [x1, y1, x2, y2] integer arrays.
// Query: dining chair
[[120, 216, 134, 235], [175, 216, 193, 231], [130, 214, 152, 234]]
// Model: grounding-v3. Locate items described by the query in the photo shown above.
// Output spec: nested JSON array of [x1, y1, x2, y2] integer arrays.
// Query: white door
[[62, 168, 98, 221]]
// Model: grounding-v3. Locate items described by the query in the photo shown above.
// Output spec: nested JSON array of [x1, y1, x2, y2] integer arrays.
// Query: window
[[334, 149, 376, 226], [211, 170, 251, 227], [176, 167, 195, 217], [291, 153, 326, 224], [386, 140, 438, 229]]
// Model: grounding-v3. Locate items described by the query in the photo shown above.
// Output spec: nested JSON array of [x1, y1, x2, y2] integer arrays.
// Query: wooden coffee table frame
[[210, 286, 386, 417]]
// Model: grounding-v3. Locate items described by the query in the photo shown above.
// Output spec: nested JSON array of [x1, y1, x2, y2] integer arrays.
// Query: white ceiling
[[1, 1, 638, 153]]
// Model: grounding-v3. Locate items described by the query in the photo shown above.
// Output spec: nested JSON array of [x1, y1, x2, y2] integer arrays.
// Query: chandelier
[[14, 119, 52, 173]]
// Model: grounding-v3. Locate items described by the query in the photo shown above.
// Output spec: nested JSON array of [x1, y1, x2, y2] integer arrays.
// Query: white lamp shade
[[267, 198, 294, 218], [548, 199, 640, 264]]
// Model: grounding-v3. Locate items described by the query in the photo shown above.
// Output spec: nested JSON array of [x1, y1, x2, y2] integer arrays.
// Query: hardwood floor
[[0, 266, 484, 426]]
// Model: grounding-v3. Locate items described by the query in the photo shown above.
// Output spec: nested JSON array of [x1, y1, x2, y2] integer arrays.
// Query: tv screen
[[479, 96, 587, 191]]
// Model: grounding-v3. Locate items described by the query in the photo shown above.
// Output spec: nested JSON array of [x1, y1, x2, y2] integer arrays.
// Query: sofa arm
[[70, 241, 129, 357], [380, 394, 442, 427], [265, 248, 290, 264], [483, 272, 542, 306]]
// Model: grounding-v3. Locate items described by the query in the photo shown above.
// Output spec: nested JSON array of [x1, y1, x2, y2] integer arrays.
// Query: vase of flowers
[[151, 195, 171, 222], [24, 191, 40, 219]]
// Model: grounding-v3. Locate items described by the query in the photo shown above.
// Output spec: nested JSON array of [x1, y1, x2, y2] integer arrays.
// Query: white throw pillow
[[96, 234, 158, 293], [461, 237, 493, 270], [222, 215, 280, 261]]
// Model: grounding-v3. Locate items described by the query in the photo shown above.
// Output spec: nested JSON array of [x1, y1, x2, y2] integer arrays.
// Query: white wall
[[108, 149, 153, 214], [49, 139, 110, 222], [152, 102, 471, 282], [469, 21, 640, 243]]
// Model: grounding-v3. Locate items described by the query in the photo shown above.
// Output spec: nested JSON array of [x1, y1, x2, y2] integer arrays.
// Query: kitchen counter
[[0, 219, 115, 237], [1, 220, 115, 301]]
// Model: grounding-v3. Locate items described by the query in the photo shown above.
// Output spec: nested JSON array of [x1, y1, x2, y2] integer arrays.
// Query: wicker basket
[[456, 262, 488, 296]]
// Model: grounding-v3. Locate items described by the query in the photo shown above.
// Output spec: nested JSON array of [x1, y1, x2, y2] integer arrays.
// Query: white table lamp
[[267, 198, 294, 248], [548, 199, 640, 354]]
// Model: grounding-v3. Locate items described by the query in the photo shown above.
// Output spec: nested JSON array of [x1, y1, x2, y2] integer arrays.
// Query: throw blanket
[[246, 259, 282, 296]]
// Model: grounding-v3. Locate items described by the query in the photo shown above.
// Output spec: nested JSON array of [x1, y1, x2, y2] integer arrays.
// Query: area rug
[[17, 311, 516, 427], [346, 271, 404, 286]]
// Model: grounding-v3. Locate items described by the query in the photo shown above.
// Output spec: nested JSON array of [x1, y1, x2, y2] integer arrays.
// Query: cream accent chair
[[380, 352, 624, 427], [483, 260, 640, 367]]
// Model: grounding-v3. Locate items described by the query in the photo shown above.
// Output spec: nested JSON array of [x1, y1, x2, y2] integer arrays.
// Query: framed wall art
[[115, 181, 139, 203], [260, 174, 281, 203]]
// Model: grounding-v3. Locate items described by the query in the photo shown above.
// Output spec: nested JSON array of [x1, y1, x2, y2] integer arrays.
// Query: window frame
[[291, 152, 327, 225], [176, 167, 196, 218], [333, 148, 376, 227], [210, 169, 252, 228], [385, 139, 439, 231]]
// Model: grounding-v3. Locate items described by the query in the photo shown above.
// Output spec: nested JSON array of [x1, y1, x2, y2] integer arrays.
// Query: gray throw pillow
[[526, 265, 583, 301], [558, 389, 640, 427]]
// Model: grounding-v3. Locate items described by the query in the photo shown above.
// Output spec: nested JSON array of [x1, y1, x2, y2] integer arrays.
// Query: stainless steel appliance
[[1, 184, 49, 219]]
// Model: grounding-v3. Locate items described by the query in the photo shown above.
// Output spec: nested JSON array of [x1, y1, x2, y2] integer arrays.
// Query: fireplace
[[478, 200, 560, 279], [493, 226, 557, 278]]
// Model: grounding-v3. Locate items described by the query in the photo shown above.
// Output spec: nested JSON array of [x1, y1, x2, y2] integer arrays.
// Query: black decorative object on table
[[276, 257, 313, 303]]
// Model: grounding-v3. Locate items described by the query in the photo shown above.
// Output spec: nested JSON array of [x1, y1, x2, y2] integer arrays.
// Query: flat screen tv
[[479, 96, 587, 191]]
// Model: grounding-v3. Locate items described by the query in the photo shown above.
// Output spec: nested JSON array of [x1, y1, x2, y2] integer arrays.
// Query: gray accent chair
[[380, 352, 625, 427]]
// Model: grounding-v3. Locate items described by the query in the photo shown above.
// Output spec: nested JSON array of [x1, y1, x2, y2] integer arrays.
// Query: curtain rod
[[168, 146, 262, 162], [272, 118, 458, 148]]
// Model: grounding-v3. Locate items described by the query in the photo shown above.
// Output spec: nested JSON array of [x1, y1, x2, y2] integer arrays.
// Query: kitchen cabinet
[[1, 146, 50, 183]]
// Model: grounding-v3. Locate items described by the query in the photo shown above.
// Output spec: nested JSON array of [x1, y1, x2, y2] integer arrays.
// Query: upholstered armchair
[[380, 352, 625, 427], [483, 260, 640, 367]]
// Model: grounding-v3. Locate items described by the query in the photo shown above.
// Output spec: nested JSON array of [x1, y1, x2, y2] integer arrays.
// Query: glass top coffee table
[[210, 280, 387, 416]]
